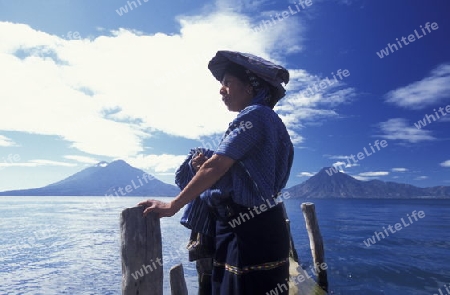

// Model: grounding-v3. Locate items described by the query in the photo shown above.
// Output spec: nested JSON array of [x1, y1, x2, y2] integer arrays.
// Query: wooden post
[[170, 264, 188, 295], [121, 206, 163, 295], [301, 202, 328, 293]]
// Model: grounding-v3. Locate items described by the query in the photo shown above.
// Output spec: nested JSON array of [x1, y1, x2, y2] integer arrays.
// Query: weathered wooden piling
[[301, 202, 328, 293], [121, 206, 163, 295], [170, 264, 188, 295]]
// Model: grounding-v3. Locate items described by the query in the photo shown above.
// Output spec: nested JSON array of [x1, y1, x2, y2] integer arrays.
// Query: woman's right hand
[[138, 199, 181, 218]]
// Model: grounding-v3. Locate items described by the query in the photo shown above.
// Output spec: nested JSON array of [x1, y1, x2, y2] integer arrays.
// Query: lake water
[[0, 196, 449, 295]]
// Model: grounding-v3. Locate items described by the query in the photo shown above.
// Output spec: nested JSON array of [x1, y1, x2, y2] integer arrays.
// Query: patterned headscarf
[[245, 69, 261, 89]]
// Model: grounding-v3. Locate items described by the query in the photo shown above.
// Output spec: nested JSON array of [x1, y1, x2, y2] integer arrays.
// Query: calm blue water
[[0, 197, 449, 295]]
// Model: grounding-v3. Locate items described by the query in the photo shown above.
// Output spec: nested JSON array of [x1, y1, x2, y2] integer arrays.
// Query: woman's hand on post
[[137, 199, 182, 218]]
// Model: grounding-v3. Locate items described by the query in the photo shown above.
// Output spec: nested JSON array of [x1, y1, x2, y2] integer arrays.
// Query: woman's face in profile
[[220, 73, 253, 112]]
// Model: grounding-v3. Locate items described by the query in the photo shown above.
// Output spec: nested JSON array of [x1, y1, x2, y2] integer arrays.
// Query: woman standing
[[139, 50, 294, 294]]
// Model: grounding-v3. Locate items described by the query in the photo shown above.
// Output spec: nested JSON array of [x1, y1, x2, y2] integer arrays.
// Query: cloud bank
[[0, 1, 355, 168]]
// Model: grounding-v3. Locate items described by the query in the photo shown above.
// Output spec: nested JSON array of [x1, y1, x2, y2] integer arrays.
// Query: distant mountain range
[[286, 167, 450, 198], [0, 160, 180, 196], [1, 162, 449, 198]]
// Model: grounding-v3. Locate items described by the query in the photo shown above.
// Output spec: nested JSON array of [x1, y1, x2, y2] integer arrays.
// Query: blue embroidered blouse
[[215, 104, 294, 208]]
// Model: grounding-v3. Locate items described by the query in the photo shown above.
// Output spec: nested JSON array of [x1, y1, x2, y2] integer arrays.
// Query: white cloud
[[31, 159, 78, 167], [125, 154, 187, 173], [331, 161, 358, 173], [0, 159, 77, 168], [298, 171, 314, 177], [328, 155, 360, 169], [415, 176, 428, 180], [0, 4, 308, 158], [392, 168, 408, 172], [279, 69, 356, 109], [377, 118, 435, 143], [352, 175, 369, 181], [358, 171, 389, 177], [0, 135, 16, 147], [332, 161, 346, 167], [276, 69, 356, 143], [64, 155, 100, 164], [0, 23, 147, 158], [346, 163, 360, 168], [328, 155, 350, 160], [385, 63, 450, 109], [0, 1, 353, 159], [440, 160, 450, 168]]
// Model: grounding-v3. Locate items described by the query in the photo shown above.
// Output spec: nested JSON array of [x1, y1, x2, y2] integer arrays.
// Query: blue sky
[[0, 0, 449, 192]]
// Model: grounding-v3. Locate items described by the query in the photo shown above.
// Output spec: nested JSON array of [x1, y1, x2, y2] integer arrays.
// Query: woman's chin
[[225, 104, 234, 112]]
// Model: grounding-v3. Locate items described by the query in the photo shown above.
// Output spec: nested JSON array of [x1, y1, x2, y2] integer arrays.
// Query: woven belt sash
[[213, 257, 289, 276]]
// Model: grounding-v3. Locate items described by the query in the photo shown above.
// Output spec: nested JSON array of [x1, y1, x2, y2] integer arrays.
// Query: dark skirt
[[211, 201, 290, 295]]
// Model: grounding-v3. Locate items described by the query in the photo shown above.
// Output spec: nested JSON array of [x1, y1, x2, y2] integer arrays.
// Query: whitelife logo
[[414, 104, 450, 129], [376, 22, 439, 59], [363, 210, 425, 247]]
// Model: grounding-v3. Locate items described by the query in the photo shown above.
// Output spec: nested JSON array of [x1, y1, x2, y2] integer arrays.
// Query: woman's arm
[[138, 154, 235, 217]]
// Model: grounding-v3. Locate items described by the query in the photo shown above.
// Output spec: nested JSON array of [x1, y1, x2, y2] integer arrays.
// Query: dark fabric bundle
[[175, 148, 217, 237]]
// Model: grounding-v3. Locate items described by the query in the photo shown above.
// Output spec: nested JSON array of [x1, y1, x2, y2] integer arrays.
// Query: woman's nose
[[220, 86, 227, 95]]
